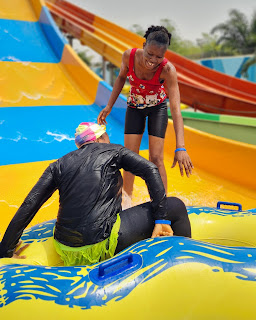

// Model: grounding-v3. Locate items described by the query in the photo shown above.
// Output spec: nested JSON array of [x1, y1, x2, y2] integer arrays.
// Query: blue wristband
[[175, 147, 186, 153], [155, 220, 171, 225]]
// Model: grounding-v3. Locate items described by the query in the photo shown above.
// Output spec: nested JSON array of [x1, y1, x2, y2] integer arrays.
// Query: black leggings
[[124, 101, 168, 138], [115, 197, 191, 254]]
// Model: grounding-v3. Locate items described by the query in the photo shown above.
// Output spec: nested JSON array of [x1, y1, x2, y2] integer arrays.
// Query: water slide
[[169, 110, 256, 145], [45, 0, 256, 117], [0, 0, 256, 242]]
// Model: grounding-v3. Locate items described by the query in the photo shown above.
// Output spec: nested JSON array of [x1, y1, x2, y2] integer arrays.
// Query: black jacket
[[0, 143, 167, 258]]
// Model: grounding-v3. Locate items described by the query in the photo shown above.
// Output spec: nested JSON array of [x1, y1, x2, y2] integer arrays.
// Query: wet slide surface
[[1, 0, 256, 238]]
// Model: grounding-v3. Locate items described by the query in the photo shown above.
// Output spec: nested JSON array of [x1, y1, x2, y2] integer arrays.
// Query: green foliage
[[196, 33, 233, 58], [130, 24, 145, 37], [129, 18, 214, 59], [129, 9, 256, 60], [159, 18, 201, 58], [211, 9, 256, 55], [159, 18, 181, 51], [76, 50, 94, 66], [241, 52, 256, 79]]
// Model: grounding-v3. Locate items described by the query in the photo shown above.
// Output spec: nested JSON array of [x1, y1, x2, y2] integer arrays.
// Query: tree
[[159, 19, 202, 58], [128, 12, 256, 60], [196, 33, 223, 58], [241, 52, 256, 79], [247, 11, 256, 52], [159, 18, 181, 52], [211, 9, 256, 55], [76, 50, 94, 67], [130, 24, 145, 37]]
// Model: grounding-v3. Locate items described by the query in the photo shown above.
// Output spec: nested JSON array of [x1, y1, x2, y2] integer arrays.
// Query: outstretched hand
[[172, 150, 193, 177], [151, 224, 173, 238], [97, 105, 112, 125], [12, 241, 30, 259]]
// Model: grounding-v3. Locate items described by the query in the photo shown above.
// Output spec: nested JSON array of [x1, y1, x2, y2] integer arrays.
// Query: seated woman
[[0, 122, 191, 266]]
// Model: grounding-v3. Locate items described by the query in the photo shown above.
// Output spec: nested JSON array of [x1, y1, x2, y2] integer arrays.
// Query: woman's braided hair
[[144, 25, 172, 46]]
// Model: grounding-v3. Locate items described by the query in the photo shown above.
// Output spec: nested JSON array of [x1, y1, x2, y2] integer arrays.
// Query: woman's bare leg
[[148, 135, 167, 192], [123, 134, 143, 198]]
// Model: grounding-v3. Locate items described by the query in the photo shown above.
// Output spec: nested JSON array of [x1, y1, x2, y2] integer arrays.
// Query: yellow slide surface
[[0, 0, 256, 240], [45, 0, 256, 206], [1, 2, 256, 320]]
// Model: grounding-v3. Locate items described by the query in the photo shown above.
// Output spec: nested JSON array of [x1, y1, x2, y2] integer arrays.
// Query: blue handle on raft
[[217, 201, 242, 211], [90, 252, 142, 285], [98, 253, 133, 278]]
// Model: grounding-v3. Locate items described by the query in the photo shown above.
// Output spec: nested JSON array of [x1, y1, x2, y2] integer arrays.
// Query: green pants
[[53, 214, 121, 266]]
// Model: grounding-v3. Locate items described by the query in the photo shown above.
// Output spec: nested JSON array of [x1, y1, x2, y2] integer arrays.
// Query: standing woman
[[97, 25, 193, 201]]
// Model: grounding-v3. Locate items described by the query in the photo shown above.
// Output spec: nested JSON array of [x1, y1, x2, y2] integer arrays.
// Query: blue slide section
[[95, 81, 128, 126], [0, 104, 129, 166], [95, 81, 149, 151], [0, 103, 149, 166], [39, 6, 67, 61], [0, 18, 65, 63], [0, 4, 148, 166], [199, 56, 256, 82]]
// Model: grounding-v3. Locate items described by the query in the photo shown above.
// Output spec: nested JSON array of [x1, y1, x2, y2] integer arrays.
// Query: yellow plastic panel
[[132, 150, 256, 211], [93, 27, 129, 54], [80, 29, 123, 67], [2, 150, 256, 238], [0, 0, 38, 21], [164, 120, 256, 192], [30, 0, 45, 20], [61, 45, 100, 104], [0, 61, 87, 107], [0, 161, 59, 238], [93, 15, 144, 49]]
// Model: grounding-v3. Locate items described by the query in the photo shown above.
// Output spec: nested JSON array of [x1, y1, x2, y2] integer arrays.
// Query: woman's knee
[[150, 154, 164, 168], [166, 197, 188, 219], [167, 197, 191, 238], [166, 197, 191, 237]]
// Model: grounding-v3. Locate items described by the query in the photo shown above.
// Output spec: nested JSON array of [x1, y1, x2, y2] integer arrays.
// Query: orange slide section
[[46, 0, 256, 117]]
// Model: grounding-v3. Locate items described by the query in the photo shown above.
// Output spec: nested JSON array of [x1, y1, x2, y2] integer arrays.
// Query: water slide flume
[[168, 110, 256, 145], [46, 0, 256, 117], [0, 0, 256, 234], [1, 1, 256, 318], [43, 0, 256, 210]]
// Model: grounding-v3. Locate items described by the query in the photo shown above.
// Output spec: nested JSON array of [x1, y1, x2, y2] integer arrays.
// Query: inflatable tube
[[188, 201, 256, 247], [1, 204, 256, 319]]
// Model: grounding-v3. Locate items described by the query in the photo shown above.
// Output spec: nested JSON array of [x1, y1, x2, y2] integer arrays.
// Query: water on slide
[[0, 0, 256, 238]]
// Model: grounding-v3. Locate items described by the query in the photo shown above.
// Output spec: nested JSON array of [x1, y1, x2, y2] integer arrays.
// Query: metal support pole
[[102, 57, 106, 81], [110, 63, 114, 86], [67, 34, 74, 47]]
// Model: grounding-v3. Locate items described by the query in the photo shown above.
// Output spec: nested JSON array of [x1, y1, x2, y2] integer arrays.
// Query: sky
[[70, 0, 256, 42]]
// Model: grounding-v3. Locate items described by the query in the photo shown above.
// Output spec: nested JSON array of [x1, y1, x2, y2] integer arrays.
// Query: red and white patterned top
[[127, 48, 168, 109]]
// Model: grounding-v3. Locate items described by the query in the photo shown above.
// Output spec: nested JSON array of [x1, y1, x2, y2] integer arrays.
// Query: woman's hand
[[151, 224, 173, 238], [97, 105, 112, 125], [12, 241, 30, 259], [172, 150, 193, 177]]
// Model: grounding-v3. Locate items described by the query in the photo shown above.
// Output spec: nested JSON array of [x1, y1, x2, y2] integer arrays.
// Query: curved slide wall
[[46, 0, 256, 117], [0, 0, 133, 234], [0, 0, 256, 239]]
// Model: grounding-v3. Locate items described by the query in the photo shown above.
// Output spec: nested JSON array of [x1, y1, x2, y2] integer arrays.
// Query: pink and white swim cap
[[75, 122, 106, 148]]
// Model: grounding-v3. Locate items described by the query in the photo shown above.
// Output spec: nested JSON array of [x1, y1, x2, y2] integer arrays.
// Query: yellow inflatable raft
[[1, 203, 256, 320]]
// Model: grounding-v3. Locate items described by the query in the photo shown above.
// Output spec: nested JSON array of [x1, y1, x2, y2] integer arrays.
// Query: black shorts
[[124, 101, 168, 138]]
